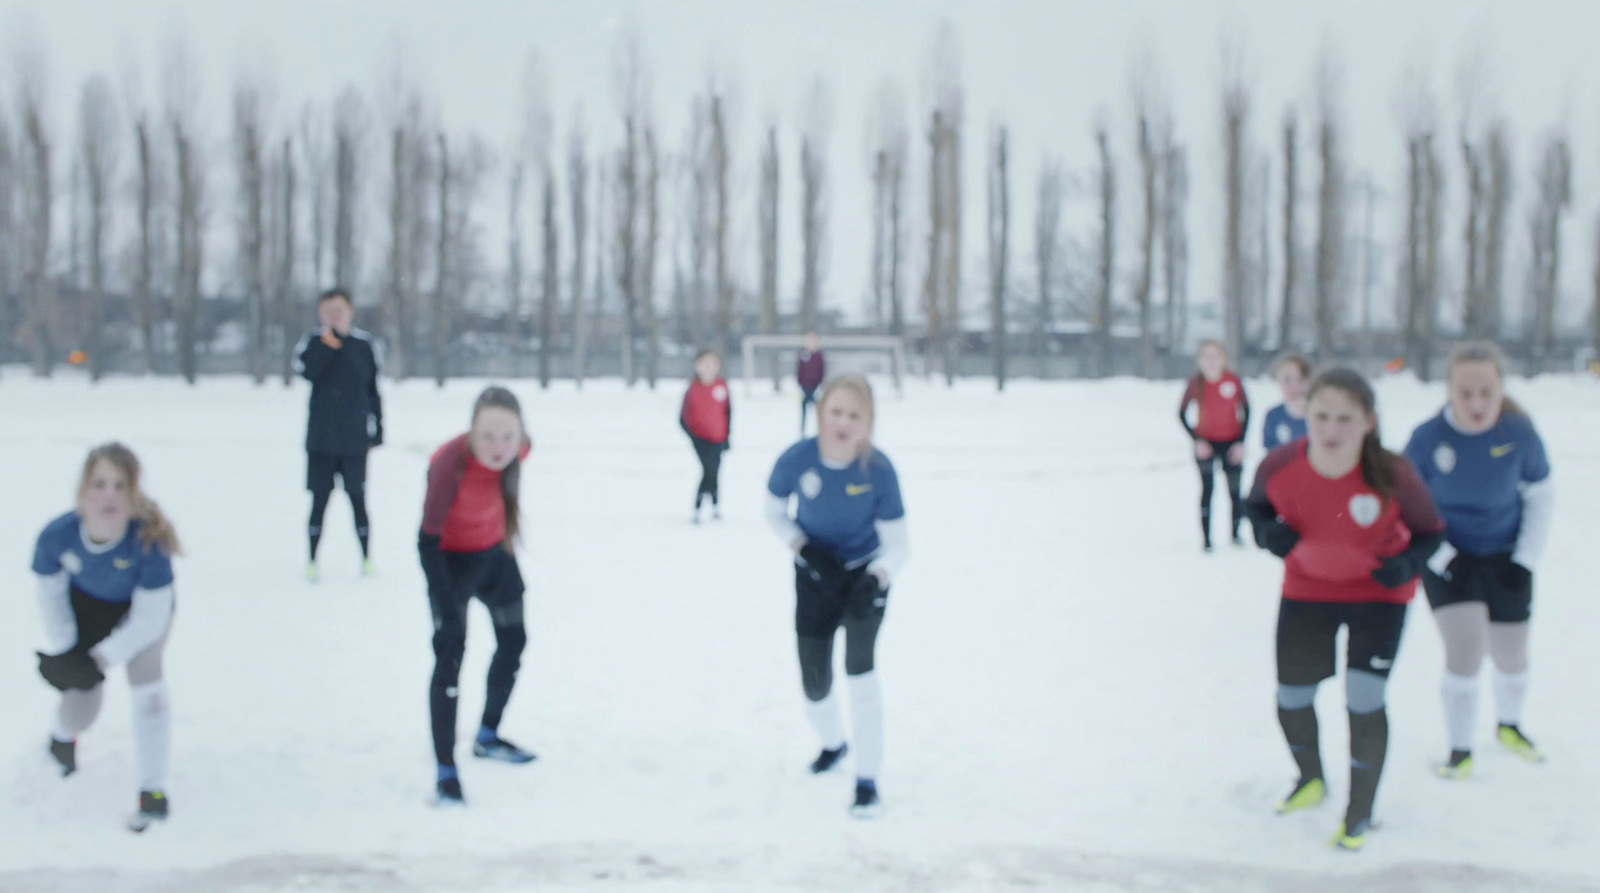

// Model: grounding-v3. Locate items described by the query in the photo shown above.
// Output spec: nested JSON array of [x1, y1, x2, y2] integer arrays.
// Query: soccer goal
[[740, 334, 907, 395]]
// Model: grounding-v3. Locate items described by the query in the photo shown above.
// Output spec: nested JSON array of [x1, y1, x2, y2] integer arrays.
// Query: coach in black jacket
[[294, 288, 384, 579]]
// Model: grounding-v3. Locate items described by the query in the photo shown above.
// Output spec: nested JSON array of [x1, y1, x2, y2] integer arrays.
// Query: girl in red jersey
[[1179, 340, 1251, 550], [680, 349, 732, 523], [418, 386, 535, 805], [1244, 368, 1445, 851]]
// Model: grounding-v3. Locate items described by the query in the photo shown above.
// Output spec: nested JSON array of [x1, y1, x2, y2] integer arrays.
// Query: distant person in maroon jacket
[[1244, 367, 1445, 852], [797, 332, 827, 437], [681, 350, 732, 523], [418, 386, 535, 806], [1179, 339, 1250, 550]]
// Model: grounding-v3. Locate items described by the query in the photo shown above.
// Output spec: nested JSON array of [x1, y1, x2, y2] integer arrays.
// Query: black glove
[[37, 650, 105, 692], [1253, 519, 1300, 559], [796, 544, 845, 584], [847, 570, 887, 618], [722, 441, 731, 453], [1372, 553, 1423, 589]]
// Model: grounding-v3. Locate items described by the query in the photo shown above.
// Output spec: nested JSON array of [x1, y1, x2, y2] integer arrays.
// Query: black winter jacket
[[295, 328, 384, 455]]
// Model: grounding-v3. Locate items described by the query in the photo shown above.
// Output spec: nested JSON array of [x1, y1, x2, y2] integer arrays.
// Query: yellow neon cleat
[[1498, 725, 1545, 763], [306, 562, 319, 582], [1331, 818, 1371, 851], [1276, 777, 1326, 815], [363, 559, 377, 577], [1436, 752, 1474, 780]]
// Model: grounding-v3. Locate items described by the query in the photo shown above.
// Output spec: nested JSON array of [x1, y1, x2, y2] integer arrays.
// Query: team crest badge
[[1348, 494, 1381, 528], [61, 552, 83, 575], [1433, 442, 1456, 475], [1220, 381, 1237, 399], [712, 384, 728, 402], [799, 469, 823, 500], [1276, 423, 1291, 445]]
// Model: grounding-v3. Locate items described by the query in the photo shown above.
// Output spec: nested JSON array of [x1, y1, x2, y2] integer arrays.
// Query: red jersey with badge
[[1247, 441, 1445, 605], [681, 378, 731, 444], [1180, 372, 1248, 442], [421, 434, 533, 553]]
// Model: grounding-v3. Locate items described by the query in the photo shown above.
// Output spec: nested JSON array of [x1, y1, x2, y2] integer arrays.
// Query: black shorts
[[795, 563, 885, 638], [1276, 599, 1409, 686], [70, 588, 133, 652], [1198, 439, 1243, 470], [308, 450, 367, 493], [1423, 552, 1532, 623]]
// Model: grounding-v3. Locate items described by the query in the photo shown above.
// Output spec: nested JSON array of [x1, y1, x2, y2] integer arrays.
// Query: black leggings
[[692, 437, 723, 508], [308, 452, 370, 559], [419, 537, 527, 768], [795, 564, 886, 702], [1197, 440, 1243, 545]]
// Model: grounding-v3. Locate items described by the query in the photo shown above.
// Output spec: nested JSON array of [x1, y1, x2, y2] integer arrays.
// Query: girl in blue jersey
[[1403, 342, 1554, 778], [766, 374, 908, 818], [31, 443, 183, 832], [1262, 354, 1311, 451]]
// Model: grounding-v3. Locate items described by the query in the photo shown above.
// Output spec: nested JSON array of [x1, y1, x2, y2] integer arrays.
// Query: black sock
[[357, 529, 370, 559], [1200, 507, 1213, 547], [1347, 708, 1389, 827], [1278, 706, 1323, 782], [309, 528, 322, 562]]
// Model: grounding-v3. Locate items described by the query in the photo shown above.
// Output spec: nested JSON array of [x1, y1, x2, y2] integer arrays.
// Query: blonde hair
[[816, 374, 877, 465], [1447, 340, 1526, 418], [78, 443, 183, 556]]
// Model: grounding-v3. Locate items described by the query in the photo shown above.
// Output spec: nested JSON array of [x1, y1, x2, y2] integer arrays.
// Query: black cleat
[[49, 738, 76, 777], [809, 744, 849, 774], [435, 777, 466, 806], [472, 735, 537, 764], [127, 790, 169, 832], [850, 782, 882, 818]]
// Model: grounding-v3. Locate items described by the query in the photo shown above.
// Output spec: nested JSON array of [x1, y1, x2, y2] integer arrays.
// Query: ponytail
[[1358, 429, 1397, 503], [470, 386, 528, 553]]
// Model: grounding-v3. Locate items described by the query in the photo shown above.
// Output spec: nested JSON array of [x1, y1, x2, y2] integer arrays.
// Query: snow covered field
[[1, 371, 1597, 893]]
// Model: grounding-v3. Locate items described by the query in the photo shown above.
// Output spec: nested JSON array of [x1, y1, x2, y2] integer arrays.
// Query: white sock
[[1493, 669, 1529, 727], [1440, 671, 1479, 752], [847, 672, 884, 781], [130, 681, 170, 793], [804, 690, 847, 751]]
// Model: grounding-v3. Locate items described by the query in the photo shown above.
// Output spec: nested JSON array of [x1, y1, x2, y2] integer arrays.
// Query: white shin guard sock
[[804, 690, 847, 752], [1440, 671, 1479, 752], [1493, 670, 1530, 728], [847, 672, 883, 781], [130, 681, 170, 793]]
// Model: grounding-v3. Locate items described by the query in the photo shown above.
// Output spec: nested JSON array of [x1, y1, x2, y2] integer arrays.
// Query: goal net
[[740, 334, 907, 395]]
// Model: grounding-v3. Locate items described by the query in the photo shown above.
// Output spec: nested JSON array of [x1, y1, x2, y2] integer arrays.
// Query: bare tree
[[568, 114, 589, 387], [518, 49, 555, 384], [925, 20, 964, 383], [331, 87, 363, 290], [1460, 133, 1485, 339], [273, 137, 297, 383], [1220, 31, 1253, 362], [16, 39, 54, 376], [432, 133, 451, 386], [1094, 122, 1115, 378], [711, 94, 733, 348], [299, 101, 329, 288], [233, 74, 269, 382], [1034, 157, 1064, 358], [506, 160, 525, 365], [79, 75, 118, 382], [611, 25, 650, 385], [1312, 50, 1345, 361], [799, 80, 831, 335], [923, 109, 946, 379], [641, 124, 660, 386], [1419, 134, 1443, 379], [131, 113, 157, 374], [987, 123, 1009, 390], [758, 124, 779, 386], [1135, 112, 1161, 378], [1527, 132, 1571, 373], [1162, 145, 1190, 356], [867, 78, 908, 336], [1483, 121, 1511, 342], [0, 121, 15, 363], [164, 29, 205, 384], [1593, 215, 1600, 363], [540, 161, 559, 387], [1280, 109, 1297, 353]]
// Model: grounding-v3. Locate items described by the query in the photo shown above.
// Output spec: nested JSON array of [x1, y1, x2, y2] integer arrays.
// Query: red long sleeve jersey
[[681, 378, 731, 443], [1247, 441, 1445, 605], [1179, 372, 1248, 443], [421, 434, 532, 553]]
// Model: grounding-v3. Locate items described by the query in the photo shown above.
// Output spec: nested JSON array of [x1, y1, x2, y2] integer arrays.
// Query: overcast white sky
[[7, 0, 1600, 330]]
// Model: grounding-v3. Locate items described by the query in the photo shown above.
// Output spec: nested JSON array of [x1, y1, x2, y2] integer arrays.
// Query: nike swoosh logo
[[1490, 443, 1516, 458], [845, 484, 872, 496], [113, 558, 135, 570], [1370, 657, 1393, 670]]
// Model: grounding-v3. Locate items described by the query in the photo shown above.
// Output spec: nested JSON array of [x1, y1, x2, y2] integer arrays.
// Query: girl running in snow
[[1244, 368, 1444, 851], [766, 374, 908, 818], [1403, 342, 1553, 778], [33, 443, 182, 832], [419, 386, 535, 805], [680, 349, 732, 523], [1179, 339, 1250, 550], [1262, 354, 1311, 451]]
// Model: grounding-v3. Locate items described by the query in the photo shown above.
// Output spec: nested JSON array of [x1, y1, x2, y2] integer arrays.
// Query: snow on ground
[[1, 370, 1597, 893]]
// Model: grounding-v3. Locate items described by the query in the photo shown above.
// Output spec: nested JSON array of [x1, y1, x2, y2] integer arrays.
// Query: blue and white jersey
[[33, 512, 175, 603], [767, 439, 906, 567], [1262, 404, 1308, 451], [1403, 409, 1552, 558]]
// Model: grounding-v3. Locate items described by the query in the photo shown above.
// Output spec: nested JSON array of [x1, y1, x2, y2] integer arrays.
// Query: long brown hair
[[78, 443, 183, 556], [1192, 339, 1229, 388], [1307, 367, 1397, 502], [817, 374, 877, 467], [471, 386, 529, 551], [1276, 353, 1312, 379], [1447, 340, 1527, 418]]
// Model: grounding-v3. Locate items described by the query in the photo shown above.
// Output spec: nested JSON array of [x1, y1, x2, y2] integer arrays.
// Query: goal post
[[740, 334, 907, 396]]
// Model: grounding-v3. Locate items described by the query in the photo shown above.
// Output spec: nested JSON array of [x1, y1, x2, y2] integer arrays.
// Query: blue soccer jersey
[[1403, 409, 1551, 557], [32, 512, 175, 604], [767, 439, 905, 566], [1262, 404, 1308, 451]]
